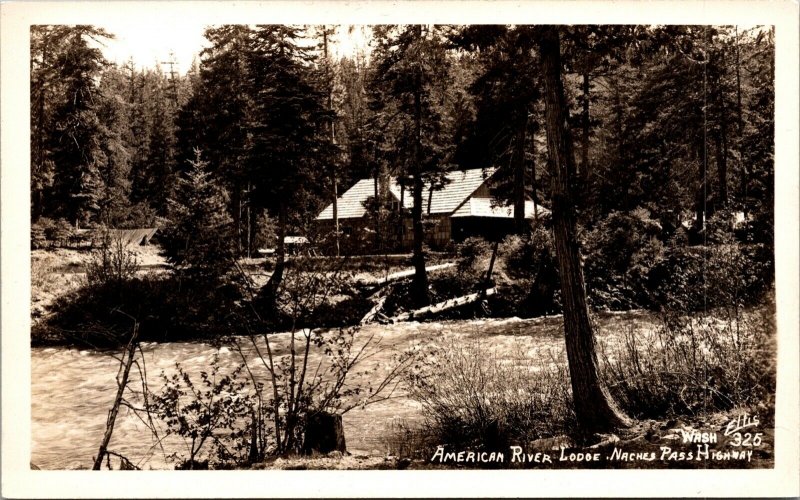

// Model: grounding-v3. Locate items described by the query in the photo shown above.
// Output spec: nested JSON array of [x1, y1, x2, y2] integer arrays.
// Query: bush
[[85, 232, 140, 289], [455, 237, 492, 275], [31, 217, 56, 249], [149, 355, 256, 469], [33, 272, 243, 346], [492, 228, 559, 317], [117, 201, 159, 229], [601, 300, 776, 419], [405, 338, 576, 455], [583, 208, 664, 310], [251, 212, 277, 256], [33, 217, 76, 248], [648, 243, 773, 312], [580, 208, 773, 312]]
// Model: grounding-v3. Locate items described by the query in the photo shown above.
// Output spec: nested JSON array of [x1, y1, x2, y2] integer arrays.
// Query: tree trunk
[[735, 26, 749, 218], [580, 65, 590, 179], [323, 28, 341, 257], [513, 115, 528, 234], [715, 131, 728, 207], [233, 184, 243, 255], [716, 48, 729, 208], [264, 204, 287, 308], [411, 172, 429, 306], [246, 182, 252, 259], [32, 38, 50, 223], [538, 26, 631, 438], [530, 122, 539, 222], [332, 175, 340, 256], [411, 28, 429, 307]]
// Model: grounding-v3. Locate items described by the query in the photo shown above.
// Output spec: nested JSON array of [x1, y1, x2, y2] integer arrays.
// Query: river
[[31, 314, 646, 469]]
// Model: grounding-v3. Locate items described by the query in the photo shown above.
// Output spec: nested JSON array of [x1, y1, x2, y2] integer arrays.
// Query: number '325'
[[730, 432, 762, 447]]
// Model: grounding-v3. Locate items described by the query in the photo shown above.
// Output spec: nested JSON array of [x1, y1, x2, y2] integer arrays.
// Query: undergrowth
[[396, 298, 775, 457], [401, 336, 577, 457]]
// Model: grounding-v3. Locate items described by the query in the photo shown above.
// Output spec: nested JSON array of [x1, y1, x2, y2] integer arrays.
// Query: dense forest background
[[31, 24, 774, 248], [30, 24, 775, 320]]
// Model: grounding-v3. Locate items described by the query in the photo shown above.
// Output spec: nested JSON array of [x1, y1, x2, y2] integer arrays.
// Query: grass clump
[[600, 300, 776, 419], [402, 337, 576, 457]]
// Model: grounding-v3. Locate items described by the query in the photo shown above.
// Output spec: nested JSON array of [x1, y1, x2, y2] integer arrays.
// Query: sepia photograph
[[2, 1, 799, 498]]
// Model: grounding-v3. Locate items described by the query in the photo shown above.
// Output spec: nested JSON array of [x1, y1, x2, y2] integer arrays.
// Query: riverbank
[[31, 245, 168, 323], [247, 403, 775, 470]]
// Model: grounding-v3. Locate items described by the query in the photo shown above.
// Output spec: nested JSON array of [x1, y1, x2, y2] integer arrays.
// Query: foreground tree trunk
[[538, 26, 631, 438]]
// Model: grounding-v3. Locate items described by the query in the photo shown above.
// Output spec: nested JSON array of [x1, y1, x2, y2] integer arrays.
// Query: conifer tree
[[39, 26, 114, 226], [246, 25, 331, 306], [538, 25, 632, 438], [369, 25, 454, 306], [452, 25, 540, 234], [176, 25, 255, 252], [161, 149, 236, 283], [30, 25, 72, 222]]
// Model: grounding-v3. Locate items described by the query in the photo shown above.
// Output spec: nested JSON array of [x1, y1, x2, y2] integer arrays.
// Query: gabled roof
[[317, 168, 495, 220], [317, 178, 381, 220], [389, 168, 494, 215]]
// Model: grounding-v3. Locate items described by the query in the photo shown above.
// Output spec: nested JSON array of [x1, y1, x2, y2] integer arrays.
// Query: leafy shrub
[[149, 355, 256, 469], [704, 208, 738, 245], [406, 338, 576, 455], [583, 208, 664, 310], [455, 237, 492, 275], [307, 295, 374, 327], [33, 273, 243, 346], [31, 217, 56, 249], [648, 242, 773, 312], [492, 227, 559, 317], [251, 212, 277, 256], [117, 201, 159, 229], [34, 217, 76, 248], [85, 232, 140, 289]]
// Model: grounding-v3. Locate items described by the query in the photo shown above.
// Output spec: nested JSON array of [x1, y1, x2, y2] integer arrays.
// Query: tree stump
[[302, 412, 346, 455]]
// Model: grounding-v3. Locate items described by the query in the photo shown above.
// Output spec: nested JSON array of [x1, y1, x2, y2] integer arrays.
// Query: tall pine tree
[[246, 25, 331, 306], [370, 25, 454, 306]]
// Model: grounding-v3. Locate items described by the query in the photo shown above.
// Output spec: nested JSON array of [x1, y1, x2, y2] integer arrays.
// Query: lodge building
[[315, 168, 548, 254]]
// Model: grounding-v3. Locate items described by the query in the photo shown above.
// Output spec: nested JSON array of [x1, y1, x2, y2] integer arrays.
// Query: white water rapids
[[31, 315, 636, 469]]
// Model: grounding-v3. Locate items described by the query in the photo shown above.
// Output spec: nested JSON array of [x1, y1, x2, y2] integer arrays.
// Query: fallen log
[[389, 288, 496, 322], [359, 294, 388, 325], [357, 262, 455, 288]]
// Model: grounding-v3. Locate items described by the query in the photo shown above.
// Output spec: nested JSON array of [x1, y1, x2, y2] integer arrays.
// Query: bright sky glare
[[95, 23, 371, 74]]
